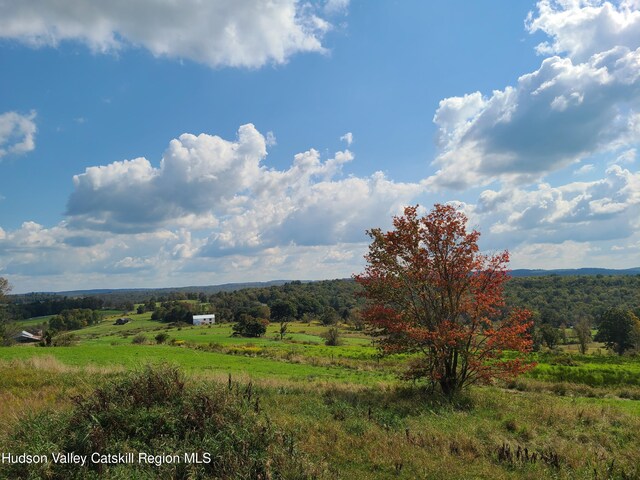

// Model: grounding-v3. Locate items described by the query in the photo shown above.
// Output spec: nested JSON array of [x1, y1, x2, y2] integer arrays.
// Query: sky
[[0, 0, 639, 294]]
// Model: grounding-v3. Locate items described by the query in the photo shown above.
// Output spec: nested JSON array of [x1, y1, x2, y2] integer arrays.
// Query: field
[[1, 311, 640, 479]]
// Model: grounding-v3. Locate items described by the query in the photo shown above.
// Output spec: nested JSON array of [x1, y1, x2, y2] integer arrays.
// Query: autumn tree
[[355, 204, 534, 398]]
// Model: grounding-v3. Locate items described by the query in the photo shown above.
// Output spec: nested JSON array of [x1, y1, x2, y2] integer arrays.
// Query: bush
[[51, 332, 77, 347], [131, 333, 146, 344], [232, 314, 268, 338], [1, 365, 316, 479], [154, 332, 169, 344], [324, 326, 342, 346]]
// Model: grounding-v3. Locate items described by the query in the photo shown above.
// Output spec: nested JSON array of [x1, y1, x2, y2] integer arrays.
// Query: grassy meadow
[[1, 310, 640, 479]]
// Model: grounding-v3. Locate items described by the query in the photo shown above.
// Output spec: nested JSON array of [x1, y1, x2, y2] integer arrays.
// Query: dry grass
[[0, 358, 124, 440], [1, 358, 639, 478], [3, 356, 125, 375]]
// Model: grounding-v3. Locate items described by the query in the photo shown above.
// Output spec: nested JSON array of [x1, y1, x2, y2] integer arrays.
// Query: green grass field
[[2, 313, 640, 479]]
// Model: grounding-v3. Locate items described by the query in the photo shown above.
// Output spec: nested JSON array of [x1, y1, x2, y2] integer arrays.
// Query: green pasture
[[12, 315, 53, 328], [0, 343, 394, 385], [8, 313, 640, 391], [4, 312, 640, 479], [0, 314, 394, 385], [527, 352, 640, 387]]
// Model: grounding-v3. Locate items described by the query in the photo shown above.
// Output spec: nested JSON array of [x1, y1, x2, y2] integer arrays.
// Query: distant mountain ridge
[[510, 267, 640, 277], [18, 280, 294, 298], [13, 268, 640, 298]]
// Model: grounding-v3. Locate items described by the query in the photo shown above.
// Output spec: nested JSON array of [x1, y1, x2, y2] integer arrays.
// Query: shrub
[[324, 326, 342, 346], [1, 365, 316, 479], [232, 314, 268, 338], [154, 332, 170, 344], [131, 333, 146, 344], [51, 332, 77, 347]]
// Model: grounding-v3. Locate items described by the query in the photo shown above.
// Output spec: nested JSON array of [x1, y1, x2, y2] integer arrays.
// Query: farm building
[[193, 314, 215, 325], [15, 330, 42, 343]]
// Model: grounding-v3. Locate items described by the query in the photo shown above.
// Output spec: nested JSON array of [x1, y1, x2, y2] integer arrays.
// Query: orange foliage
[[354, 204, 534, 396]]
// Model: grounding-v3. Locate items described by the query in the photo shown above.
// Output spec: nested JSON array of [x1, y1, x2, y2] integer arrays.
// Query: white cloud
[[574, 163, 595, 175], [428, 0, 640, 191], [266, 131, 277, 147], [65, 124, 424, 254], [615, 148, 637, 164], [340, 132, 353, 146], [0, 219, 195, 282], [428, 46, 640, 189], [67, 124, 267, 233], [430, 1, 640, 271], [0, 124, 430, 291], [324, 0, 350, 15], [201, 167, 423, 256], [510, 240, 597, 270], [0, 220, 367, 293], [0, 0, 342, 68], [471, 165, 640, 247], [0, 111, 36, 159], [527, 0, 640, 62]]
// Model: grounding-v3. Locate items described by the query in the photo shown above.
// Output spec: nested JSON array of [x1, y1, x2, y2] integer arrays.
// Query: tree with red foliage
[[354, 204, 534, 397]]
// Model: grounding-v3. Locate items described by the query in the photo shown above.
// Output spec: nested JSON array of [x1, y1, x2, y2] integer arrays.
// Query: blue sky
[[1, 0, 639, 293]]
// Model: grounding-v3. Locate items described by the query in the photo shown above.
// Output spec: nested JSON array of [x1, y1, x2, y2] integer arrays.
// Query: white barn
[[193, 314, 216, 325]]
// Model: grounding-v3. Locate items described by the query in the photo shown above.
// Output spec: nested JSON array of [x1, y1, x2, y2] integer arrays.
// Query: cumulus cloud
[[1, 123, 429, 291], [527, 0, 640, 62], [0, 0, 341, 68], [65, 124, 425, 255], [428, 1, 640, 190], [0, 219, 194, 282], [0, 111, 36, 159], [201, 167, 423, 256], [473, 165, 640, 246], [428, 0, 640, 269], [67, 124, 266, 233], [429, 47, 640, 189]]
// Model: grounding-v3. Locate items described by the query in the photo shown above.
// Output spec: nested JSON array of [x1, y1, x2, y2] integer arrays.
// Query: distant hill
[[50, 280, 295, 297], [12, 267, 640, 301], [510, 267, 640, 277], [8, 271, 640, 325]]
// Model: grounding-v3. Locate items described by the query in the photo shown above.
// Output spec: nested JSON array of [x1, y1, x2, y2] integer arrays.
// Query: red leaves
[[355, 204, 534, 396]]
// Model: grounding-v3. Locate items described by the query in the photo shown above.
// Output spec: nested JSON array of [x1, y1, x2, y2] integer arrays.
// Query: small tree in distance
[[573, 318, 592, 354], [595, 308, 639, 355], [232, 314, 268, 338], [323, 326, 341, 346], [355, 204, 534, 398], [270, 300, 296, 340], [0, 277, 12, 345]]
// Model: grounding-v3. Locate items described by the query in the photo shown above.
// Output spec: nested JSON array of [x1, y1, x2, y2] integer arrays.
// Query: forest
[[9, 274, 640, 328]]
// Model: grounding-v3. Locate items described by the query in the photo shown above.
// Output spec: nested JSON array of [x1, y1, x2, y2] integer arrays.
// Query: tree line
[[6, 295, 105, 320]]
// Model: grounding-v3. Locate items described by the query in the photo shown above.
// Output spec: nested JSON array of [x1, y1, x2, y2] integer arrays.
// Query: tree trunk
[[439, 375, 459, 398]]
